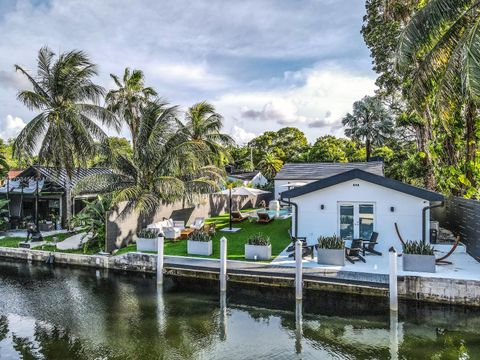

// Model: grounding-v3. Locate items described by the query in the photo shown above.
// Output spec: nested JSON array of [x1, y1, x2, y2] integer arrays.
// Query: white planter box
[[317, 248, 345, 266], [137, 237, 158, 252], [187, 240, 212, 256], [403, 254, 436, 273], [245, 244, 272, 261]]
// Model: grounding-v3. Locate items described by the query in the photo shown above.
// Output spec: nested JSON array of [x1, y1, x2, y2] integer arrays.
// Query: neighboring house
[[274, 161, 384, 199], [280, 169, 444, 254], [227, 170, 268, 188], [0, 165, 112, 227]]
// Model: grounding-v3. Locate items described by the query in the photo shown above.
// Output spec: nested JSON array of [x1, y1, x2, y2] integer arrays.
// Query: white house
[[280, 169, 444, 254], [227, 170, 268, 188], [274, 161, 384, 199]]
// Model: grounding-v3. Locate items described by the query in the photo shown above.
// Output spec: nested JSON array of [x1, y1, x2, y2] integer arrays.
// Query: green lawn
[[116, 212, 292, 261], [0, 232, 72, 248]]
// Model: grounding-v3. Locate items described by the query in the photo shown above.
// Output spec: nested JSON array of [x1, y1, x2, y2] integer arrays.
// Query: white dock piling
[[295, 240, 303, 300], [295, 300, 303, 354], [220, 290, 227, 341], [157, 236, 164, 285], [389, 247, 398, 312], [220, 236, 227, 292]]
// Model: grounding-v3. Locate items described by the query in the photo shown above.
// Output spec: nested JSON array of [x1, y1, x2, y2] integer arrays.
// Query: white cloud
[[215, 65, 377, 141], [0, 0, 374, 143], [230, 125, 256, 145], [0, 115, 26, 139]]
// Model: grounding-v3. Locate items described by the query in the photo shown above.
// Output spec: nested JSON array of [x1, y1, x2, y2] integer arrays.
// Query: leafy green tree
[[305, 135, 349, 162], [177, 101, 233, 165], [342, 96, 394, 161], [75, 101, 223, 215], [248, 127, 308, 165], [90, 136, 133, 167], [0, 140, 9, 178], [257, 152, 283, 180], [106, 68, 157, 147], [13, 47, 118, 223], [228, 145, 254, 171], [397, 0, 480, 192]]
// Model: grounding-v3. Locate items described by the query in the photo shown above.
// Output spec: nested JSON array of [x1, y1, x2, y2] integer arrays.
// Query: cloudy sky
[[0, 0, 376, 144]]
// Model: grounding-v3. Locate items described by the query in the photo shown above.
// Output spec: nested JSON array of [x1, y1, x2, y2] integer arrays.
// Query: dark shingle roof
[[228, 170, 260, 181], [280, 169, 444, 201], [19, 166, 113, 190], [274, 161, 384, 180]]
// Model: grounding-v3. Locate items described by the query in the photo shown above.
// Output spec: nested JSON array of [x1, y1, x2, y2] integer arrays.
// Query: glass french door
[[338, 203, 375, 240]]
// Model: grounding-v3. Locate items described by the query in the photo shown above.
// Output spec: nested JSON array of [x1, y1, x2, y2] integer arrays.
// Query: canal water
[[0, 259, 479, 359]]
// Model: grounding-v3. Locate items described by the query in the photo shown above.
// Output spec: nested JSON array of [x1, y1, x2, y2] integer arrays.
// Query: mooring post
[[295, 239, 303, 300], [220, 290, 227, 341], [157, 236, 164, 285], [295, 300, 303, 354], [220, 236, 227, 292], [389, 246, 398, 312], [389, 309, 399, 360]]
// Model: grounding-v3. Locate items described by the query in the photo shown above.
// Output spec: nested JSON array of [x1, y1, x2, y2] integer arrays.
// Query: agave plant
[[190, 231, 211, 242], [317, 235, 344, 250], [246, 233, 271, 246], [74, 100, 224, 215], [402, 240, 435, 255], [137, 228, 160, 239]]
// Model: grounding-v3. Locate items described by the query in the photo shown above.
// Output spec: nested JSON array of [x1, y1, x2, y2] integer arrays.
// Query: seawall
[[0, 247, 479, 307]]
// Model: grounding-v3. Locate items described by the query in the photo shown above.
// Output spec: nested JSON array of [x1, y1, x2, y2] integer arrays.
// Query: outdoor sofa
[[147, 219, 183, 240]]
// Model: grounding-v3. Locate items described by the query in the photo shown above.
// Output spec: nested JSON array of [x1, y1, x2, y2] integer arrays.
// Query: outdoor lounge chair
[[204, 222, 216, 236], [286, 230, 314, 259], [345, 239, 366, 264], [231, 211, 248, 223], [256, 212, 274, 224], [191, 217, 205, 231], [360, 232, 381, 256]]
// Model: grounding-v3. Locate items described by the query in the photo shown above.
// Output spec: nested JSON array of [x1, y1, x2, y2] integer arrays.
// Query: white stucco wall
[[292, 178, 430, 254]]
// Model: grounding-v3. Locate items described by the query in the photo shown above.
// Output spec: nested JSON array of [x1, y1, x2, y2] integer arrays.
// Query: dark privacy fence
[[431, 196, 480, 261]]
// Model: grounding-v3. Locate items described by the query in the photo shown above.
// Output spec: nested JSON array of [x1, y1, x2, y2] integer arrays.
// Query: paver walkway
[[56, 232, 92, 250]]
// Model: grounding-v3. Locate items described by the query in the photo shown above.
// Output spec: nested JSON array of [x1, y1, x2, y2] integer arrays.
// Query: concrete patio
[[271, 242, 480, 281]]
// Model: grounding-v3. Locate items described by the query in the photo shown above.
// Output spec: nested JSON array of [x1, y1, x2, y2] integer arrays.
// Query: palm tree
[[13, 47, 118, 223], [257, 152, 283, 180], [177, 101, 234, 165], [106, 68, 157, 147], [74, 101, 223, 215], [342, 96, 394, 161], [397, 0, 480, 186]]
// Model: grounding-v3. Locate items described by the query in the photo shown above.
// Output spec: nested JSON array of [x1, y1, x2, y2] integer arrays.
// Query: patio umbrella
[[214, 186, 270, 231]]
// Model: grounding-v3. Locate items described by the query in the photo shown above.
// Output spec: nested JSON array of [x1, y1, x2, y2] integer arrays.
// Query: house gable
[[280, 169, 444, 202]]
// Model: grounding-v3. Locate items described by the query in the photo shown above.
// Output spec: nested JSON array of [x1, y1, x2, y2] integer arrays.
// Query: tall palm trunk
[[65, 173, 72, 227], [418, 106, 436, 190], [465, 100, 477, 188]]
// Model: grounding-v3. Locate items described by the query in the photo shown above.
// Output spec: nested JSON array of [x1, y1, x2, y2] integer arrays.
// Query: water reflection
[[0, 259, 479, 359]]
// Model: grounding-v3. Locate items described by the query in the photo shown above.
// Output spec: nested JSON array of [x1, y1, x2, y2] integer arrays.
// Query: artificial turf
[[115, 211, 292, 261]]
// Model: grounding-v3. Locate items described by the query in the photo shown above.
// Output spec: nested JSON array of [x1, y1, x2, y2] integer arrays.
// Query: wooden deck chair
[[394, 222, 461, 265], [345, 239, 366, 264]]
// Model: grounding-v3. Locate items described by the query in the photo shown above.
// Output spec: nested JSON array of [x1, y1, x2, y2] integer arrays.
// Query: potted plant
[[317, 235, 345, 266], [187, 231, 212, 256], [402, 241, 436, 273], [245, 233, 271, 260], [136, 228, 160, 252]]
